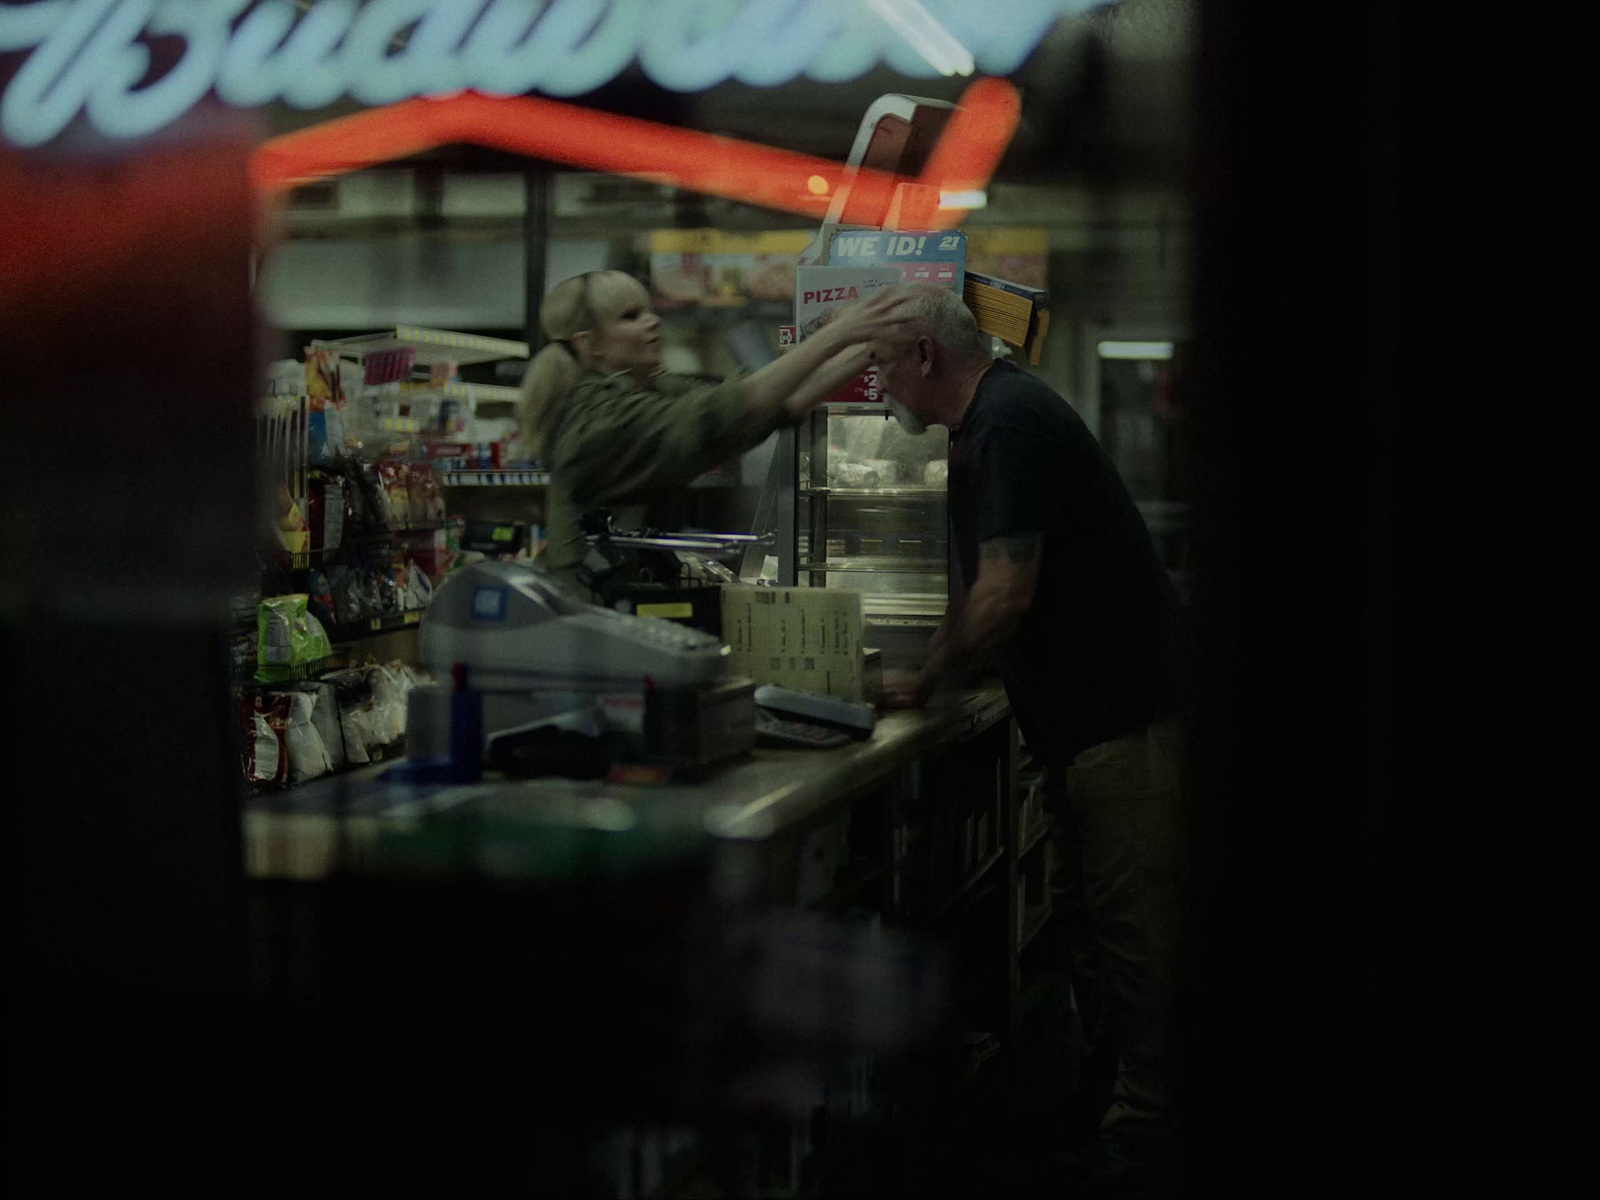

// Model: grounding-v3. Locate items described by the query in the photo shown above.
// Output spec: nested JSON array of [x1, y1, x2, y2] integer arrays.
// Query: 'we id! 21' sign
[[0, 0, 1106, 148]]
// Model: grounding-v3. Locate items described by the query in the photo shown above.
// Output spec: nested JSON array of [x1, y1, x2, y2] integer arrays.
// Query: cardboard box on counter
[[720, 586, 873, 702]]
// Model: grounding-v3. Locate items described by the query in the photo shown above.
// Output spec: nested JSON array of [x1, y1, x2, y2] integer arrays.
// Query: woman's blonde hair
[[519, 269, 651, 455]]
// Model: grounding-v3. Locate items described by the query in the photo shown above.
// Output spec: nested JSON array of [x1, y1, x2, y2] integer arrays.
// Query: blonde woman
[[520, 269, 910, 593]]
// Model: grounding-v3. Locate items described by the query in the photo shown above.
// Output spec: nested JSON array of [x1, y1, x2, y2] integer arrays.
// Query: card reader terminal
[[754, 708, 852, 749], [753, 684, 875, 738]]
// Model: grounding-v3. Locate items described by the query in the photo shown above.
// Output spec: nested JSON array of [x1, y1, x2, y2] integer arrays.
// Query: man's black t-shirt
[[947, 360, 1189, 763]]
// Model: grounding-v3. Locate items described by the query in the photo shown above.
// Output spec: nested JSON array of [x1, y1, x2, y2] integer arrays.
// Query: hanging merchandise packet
[[376, 461, 410, 529], [305, 347, 344, 406]]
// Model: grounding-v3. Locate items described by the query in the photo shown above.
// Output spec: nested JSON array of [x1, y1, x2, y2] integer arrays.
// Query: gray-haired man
[[874, 284, 1191, 1190]]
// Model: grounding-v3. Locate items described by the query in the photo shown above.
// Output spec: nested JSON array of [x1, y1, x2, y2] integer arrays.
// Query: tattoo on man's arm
[[980, 532, 1042, 564]]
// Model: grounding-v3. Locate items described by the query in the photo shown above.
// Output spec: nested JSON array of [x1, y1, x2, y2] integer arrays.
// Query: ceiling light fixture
[[1098, 341, 1175, 360]]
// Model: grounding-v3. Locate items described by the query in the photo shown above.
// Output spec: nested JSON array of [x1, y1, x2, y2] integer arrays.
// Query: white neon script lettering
[[0, 0, 1097, 147]]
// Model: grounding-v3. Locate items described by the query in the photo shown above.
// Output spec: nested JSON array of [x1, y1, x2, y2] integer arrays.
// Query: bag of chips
[[403, 560, 433, 611], [366, 661, 413, 742], [405, 528, 454, 582], [242, 693, 291, 785], [307, 470, 345, 552], [356, 460, 393, 529], [305, 346, 344, 406], [256, 595, 333, 682], [406, 462, 446, 524], [279, 690, 332, 783], [303, 681, 347, 772], [308, 408, 350, 466], [376, 461, 409, 529], [369, 567, 397, 618], [306, 569, 338, 631], [324, 669, 374, 765]]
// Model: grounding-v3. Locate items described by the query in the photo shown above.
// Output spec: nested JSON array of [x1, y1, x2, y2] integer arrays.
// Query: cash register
[[416, 560, 755, 776], [575, 508, 769, 636], [412, 562, 877, 776]]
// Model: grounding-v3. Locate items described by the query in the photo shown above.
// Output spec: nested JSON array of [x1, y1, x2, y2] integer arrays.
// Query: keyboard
[[754, 706, 852, 749]]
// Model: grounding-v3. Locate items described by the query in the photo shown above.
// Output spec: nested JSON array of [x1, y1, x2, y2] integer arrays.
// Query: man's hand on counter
[[880, 669, 932, 709]]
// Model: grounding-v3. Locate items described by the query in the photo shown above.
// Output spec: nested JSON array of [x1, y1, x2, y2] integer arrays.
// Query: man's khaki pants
[[1050, 714, 1188, 1134]]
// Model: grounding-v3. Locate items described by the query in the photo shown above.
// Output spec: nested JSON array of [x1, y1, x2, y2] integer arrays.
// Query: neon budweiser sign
[[0, 0, 1100, 148]]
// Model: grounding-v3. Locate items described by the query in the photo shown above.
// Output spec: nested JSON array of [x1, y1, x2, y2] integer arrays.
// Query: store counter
[[241, 683, 1023, 1187], [243, 684, 1011, 883]]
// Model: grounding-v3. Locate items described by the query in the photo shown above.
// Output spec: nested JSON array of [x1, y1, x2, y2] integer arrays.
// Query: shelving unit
[[344, 521, 449, 539], [396, 381, 522, 406], [797, 411, 952, 590], [244, 738, 407, 796], [249, 380, 437, 704], [775, 401, 952, 677], [797, 557, 947, 574], [298, 324, 546, 550], [330, 610, 424, 641], [800, 485, 947, 498], [235, 625, 423, 686], [246, 334, 504, 780], [272, 523, 451, 570], [238, 607, 427, 682], [238, 656, 337, 687], [312, 327, 531, 455], [861, 595, 947, 618], [441, 469, 549, 487], [314, 326, 529, 366]]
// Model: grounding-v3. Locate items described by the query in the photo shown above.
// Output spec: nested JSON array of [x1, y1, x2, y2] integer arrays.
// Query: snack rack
[[310, 326, 529, 445], [313, 325, 528, 364], [238, 329, 532, 790], [311, 326, 545, 547]]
